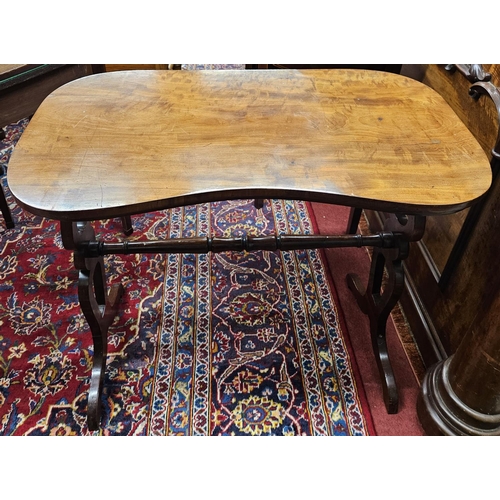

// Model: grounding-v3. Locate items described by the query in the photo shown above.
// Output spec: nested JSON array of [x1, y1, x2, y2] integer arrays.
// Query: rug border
[[305, 201, 377, 436]]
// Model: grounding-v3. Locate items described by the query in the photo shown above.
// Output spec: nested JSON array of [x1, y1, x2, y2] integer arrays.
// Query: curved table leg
[[346, 213, 424, 414], [61, 221, 124, 431], [78, 258, 124, 430], [347, 245, 405, 413]]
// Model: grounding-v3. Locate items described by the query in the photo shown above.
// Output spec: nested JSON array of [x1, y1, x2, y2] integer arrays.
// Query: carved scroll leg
[[346, 207, 362, 234], [61, 221, 124, 431], [346, 240, 407, 414], [78, 257, 124, 430]]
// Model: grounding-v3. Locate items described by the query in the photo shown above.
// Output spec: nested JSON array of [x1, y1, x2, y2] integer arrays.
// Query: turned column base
[[417, 357, 500, 436]]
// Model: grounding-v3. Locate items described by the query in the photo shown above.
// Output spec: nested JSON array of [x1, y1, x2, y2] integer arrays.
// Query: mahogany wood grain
[[7, 69, 491, 222]]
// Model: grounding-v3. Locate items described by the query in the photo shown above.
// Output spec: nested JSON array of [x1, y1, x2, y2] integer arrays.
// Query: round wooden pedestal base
[[417, 357, 500, 436]]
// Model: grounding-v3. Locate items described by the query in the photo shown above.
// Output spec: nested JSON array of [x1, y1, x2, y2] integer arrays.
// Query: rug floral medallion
[[0, 118, 372, 436]]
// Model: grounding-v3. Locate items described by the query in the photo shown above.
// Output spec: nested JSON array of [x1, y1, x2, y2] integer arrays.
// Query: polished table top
[[7, 69, 492, 221]]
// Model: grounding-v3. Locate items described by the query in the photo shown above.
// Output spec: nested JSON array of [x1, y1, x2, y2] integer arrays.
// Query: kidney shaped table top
[[6, 69, 492, 431], [7, 68, 491, 222]]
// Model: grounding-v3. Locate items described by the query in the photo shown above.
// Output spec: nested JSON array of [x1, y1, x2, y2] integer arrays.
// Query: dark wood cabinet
[[0, 64, 96, 130]]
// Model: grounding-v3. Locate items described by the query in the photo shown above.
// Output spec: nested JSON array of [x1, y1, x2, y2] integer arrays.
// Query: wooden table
[[7, 69, 492, 431]]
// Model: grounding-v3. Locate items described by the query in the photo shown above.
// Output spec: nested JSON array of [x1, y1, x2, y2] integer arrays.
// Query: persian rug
[[0, 119, 374, 436]]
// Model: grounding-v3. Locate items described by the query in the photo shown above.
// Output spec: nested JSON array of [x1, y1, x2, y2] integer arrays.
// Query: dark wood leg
[[254, 199, 264, 209], [61, 221, 124, 431], [346, 213, 425, 413], [121, 215, 133, 236], [0, 128, 5, 141], [347, 241, 405, 413], [347, 207, 362, 234], [0, 185, 14, 229]]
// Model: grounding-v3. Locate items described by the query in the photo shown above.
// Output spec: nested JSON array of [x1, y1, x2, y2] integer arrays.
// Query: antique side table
[[7, 69, 491, 430]]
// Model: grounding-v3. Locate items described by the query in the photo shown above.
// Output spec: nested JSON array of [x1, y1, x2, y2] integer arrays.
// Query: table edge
[[8, 184, 487, 223]]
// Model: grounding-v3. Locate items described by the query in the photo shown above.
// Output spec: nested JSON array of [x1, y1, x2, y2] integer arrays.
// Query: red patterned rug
[[0, 119, 375, 436]]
